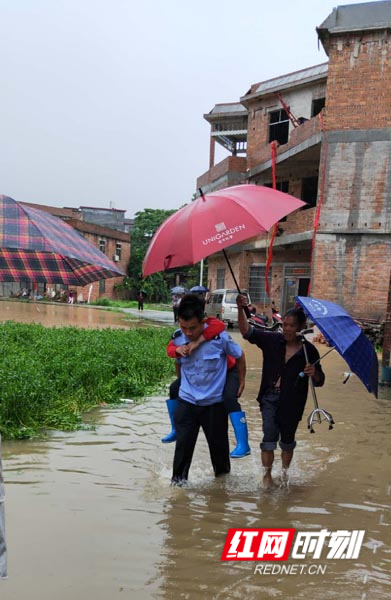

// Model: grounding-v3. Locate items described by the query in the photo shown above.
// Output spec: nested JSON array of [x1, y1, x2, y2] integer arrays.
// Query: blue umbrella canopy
[[295, 296, 378, 397], [190, 285, 209, 293]]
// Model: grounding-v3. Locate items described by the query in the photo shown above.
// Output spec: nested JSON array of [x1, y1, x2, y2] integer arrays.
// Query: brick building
[[197, 1, 391, 363]]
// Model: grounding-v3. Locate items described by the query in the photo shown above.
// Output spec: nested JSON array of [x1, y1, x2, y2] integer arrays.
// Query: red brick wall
[[246, 107, 269, 169], [281, 206, 315, 236], [311, 28, 391, 327], [197, 156, 247, 189], [73, 232, 130, 303], [311, 235, 391, 320], [324, 31, 391, 130]]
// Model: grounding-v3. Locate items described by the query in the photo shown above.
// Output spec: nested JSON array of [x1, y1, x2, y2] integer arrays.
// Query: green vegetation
[[0, 321, 175, 439]]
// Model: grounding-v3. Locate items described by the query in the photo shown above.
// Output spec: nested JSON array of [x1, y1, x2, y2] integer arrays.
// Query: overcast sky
[[0, 0, 375, 218]]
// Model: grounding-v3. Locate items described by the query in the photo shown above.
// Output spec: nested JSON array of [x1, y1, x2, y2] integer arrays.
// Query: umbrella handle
[[222, 249, 251, 318]]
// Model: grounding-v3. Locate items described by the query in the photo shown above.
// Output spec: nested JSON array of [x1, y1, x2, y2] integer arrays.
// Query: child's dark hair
[[284, 307, 307, 328], [177, 294, 205, 322]]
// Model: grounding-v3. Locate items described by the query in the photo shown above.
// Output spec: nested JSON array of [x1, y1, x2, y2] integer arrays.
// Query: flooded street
[[0, 301, 390, 599], [0, 299, 135, 329]]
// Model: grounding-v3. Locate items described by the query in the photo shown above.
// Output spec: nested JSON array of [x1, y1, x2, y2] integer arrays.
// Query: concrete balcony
[[196, 156, 247, 194]]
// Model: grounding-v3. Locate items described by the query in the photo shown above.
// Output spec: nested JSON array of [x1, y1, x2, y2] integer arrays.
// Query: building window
[[312, 98, 325, 117], [248, 265, 272, 305], [301, 176, 318, 209], [99, 280, 106, 294], [115, 243, 122, 260], [268, 109, 289, 145], [99, 238, 106, 254], [216, 268, 225, 289], [265, 181, 289, 193]]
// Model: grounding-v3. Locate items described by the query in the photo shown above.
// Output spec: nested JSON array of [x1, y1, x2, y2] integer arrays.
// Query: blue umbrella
[[295, 296, 378, 398], [170, 286, 186, 294], [190, 285, 209, 293]]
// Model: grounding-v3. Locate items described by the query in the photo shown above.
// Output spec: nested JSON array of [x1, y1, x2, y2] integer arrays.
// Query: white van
[[205, 289, 251, 327]]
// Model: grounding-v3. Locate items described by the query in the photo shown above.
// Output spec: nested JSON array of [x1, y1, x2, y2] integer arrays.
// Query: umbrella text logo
[[221, 529, 365, 561], [307, 299, 329, 315], [215, 222, 227, 232], [202, 223, 246, 247]]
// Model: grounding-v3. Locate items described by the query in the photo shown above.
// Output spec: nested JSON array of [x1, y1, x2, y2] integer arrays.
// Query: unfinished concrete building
[[197, 0, 391, 363]]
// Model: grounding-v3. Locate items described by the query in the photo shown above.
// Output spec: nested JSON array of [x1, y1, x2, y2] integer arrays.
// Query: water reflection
[[0, 300, 136, 329], [0, 319, 390, 599]]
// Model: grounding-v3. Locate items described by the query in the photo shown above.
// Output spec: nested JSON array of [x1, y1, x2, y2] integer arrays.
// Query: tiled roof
[[317, 1, 391, 34], [68, 219, 130, 242], [20, 202, 81, 220], [243, 63, 328, 100], [208, 103, 247, 115]]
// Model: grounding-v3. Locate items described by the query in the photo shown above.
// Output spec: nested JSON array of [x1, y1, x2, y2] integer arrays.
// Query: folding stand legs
[[307, 408, 335, 433]]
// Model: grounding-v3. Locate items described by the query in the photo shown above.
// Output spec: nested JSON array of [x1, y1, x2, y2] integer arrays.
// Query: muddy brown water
[[0, 301, 390, 599], [0, 299, 137, 329]]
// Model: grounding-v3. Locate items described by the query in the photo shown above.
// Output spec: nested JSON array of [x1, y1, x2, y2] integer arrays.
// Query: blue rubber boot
[[229, 411, 251, 458], [161, 399, 177, 443]]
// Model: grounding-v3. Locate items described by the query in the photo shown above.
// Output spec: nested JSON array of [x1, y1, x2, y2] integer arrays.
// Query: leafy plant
[[0, 321, 175, 439]]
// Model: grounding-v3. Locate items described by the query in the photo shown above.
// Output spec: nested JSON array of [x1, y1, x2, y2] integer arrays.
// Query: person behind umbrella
[[170, 294, 246, 485], [137, 291, 145, 311], [236, 294, 325, 487], [163, 314, 251, 459], [172, 294, 182, 323]]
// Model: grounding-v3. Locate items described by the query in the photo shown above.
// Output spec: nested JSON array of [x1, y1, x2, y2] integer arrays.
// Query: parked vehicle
[[247, 301, 283, 333], [248, 312, 283, 333], [205, 289, 251, 327]]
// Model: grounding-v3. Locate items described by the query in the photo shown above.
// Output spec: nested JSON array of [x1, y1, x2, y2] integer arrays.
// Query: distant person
[[68, 291, 74, 305], [137, 292, 145, 311], [172, 294, 181, 322]]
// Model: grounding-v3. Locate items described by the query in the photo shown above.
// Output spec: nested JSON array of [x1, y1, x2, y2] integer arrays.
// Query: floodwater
[[0, 302, 391, 599], [0, 299, 136, 329]]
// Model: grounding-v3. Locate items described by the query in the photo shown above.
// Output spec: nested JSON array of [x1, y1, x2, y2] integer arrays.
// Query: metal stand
[[307, 407, 335, 433], [298, 329, 335, 434]]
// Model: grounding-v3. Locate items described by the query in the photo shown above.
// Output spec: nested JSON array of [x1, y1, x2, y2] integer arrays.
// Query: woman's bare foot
[[262, 467, 274, 488]]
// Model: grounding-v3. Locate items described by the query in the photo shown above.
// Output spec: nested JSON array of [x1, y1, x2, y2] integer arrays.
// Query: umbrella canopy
[[142, 184, 305, 277], [190, 285, 209, 293], [295, 296, 378, 397], [0, 195, 124, 285], [170, 286, 186, 294]]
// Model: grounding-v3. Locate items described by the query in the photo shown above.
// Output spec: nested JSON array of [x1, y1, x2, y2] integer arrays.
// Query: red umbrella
[[142, 184, 306, 283], [0, 195, 124, 285]]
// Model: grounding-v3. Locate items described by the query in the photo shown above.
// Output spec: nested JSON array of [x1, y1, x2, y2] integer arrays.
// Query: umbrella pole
[[222, 249, 241, 293], [313, 346, 336, 364], [222, 249, 251, 318], [300, 333, 321, 422]]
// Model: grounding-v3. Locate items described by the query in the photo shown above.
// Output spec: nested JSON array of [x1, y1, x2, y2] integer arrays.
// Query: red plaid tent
[[0, 195, 125, 285]]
